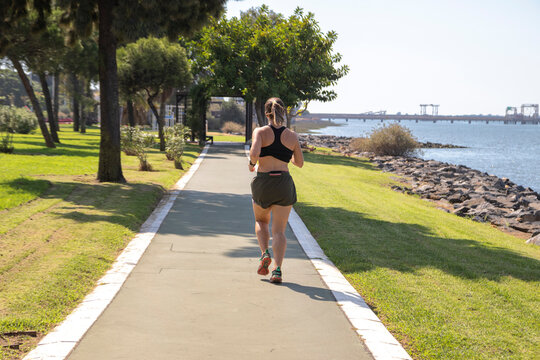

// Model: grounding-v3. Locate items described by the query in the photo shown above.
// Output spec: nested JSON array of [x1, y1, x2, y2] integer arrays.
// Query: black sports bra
[[260, 125, 294, 163]]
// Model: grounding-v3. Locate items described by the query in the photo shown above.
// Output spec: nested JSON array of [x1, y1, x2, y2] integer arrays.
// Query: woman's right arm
[[291, 134, 304, 168], [249, 128, 262, 172]]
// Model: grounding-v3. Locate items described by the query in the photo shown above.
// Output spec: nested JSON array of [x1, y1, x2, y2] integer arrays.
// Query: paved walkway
[[68, 144, 372, 360]]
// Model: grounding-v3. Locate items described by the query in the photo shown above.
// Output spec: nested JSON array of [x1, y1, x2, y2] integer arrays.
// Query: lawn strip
[[207, 131, 245, 142], [290, 151, 540, 360]]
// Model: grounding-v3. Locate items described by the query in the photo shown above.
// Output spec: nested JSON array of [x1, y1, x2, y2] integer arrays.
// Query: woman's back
[[257, 125, 298, 172]]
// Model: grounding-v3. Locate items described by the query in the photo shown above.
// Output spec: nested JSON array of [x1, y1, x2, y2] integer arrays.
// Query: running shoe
[[257, 249, 272, 276], [270, 267, 282, 283]]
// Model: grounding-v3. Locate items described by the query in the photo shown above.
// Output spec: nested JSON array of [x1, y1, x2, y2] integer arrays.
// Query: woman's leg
[[252, 201, 272, 254], [270, 205, 293, 268]]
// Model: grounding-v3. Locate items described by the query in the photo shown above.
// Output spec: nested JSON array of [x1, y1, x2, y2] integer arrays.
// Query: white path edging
[[24, 144, 211, 360], [243, 145, 411, 360]]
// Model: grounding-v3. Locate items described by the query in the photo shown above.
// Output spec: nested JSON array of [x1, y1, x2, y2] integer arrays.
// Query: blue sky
[[225, 0, 540, 115]]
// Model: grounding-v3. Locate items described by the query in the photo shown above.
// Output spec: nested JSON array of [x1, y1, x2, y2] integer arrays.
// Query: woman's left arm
[[291, 133, 304, 168]]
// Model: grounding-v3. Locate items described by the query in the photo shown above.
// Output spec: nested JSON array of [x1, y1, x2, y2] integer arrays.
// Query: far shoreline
[[297, 133, 466, 150], [292, 119, 342, 133]]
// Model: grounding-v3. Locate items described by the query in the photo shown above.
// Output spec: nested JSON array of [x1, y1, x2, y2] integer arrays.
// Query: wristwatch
[[249, 160, 256, 166]]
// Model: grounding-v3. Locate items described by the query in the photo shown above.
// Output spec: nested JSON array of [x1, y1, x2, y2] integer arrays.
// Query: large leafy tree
[[220, 99, 245, 125], [118, 37, 192, 151], [190, 6, 348, 127], [1, 0, 225, 182]]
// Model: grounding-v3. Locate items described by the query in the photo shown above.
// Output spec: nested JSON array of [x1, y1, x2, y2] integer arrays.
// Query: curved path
[[67, 143, 372, 360]]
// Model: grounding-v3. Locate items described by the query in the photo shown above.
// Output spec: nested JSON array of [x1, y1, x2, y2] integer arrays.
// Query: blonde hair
[[264, 97, 286, 126]]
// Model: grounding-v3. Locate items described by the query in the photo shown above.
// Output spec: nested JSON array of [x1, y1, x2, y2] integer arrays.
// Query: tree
[[220, 99, 245, 125], [3, 9, 66, 143], [1, 0, 225, 182], [0, 10, 56, 147], [62, 36, 99, 133], [118, 37, 192, 151], [189, 6, 348, 127], [31, 10, 65, 142]]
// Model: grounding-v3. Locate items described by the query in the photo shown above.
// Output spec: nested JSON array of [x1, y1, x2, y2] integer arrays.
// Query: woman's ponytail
[[265, 97, 286, 126]]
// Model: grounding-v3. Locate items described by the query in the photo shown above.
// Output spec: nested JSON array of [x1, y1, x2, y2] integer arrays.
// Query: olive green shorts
[[251, 171, 297, 209]]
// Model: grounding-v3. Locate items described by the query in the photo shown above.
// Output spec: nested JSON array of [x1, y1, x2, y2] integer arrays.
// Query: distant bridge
[[298, 113, 540, 124]]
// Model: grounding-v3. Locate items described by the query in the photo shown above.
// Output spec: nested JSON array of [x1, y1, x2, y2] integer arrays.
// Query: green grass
[[207, 131, 245, 142], [0, 129, 100, 211], [290, 151, 540, 360], [0, 126, 202, 359]]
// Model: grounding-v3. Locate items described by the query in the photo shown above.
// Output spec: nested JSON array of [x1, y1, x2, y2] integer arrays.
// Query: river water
[[311, 119, 540, 192]]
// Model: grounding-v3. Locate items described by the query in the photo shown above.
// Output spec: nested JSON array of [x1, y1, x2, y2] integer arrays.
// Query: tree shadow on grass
[[0, 176, 167, 233], [49, 181, 166, 231], [12, 141, 98, 157], [295, 203, 540, 283], [0, 177, 51, 211]]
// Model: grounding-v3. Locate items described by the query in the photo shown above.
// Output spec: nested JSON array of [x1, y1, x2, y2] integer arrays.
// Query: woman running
[[248, 97, 304, 283]]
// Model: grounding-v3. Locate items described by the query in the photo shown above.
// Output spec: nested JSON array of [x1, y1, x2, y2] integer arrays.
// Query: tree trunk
[[97, 0, 125, 183], [38, 72, 60, 143], [159, 91, 167, 124], [285, 112, 292, 129], [254, 98, 266, 127], [10, 57, 55, 148], [126, 99, 135, 127], [53, 72, 60, 131], [71, 73, 80, 132], [80, 79, 87, 133], [148, 96, 165, 151]]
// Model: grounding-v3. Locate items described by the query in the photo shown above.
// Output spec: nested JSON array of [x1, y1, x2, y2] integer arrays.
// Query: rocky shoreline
[[299, 134, 540, 243]]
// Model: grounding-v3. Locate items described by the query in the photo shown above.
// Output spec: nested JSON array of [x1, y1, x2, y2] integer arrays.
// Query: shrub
[[165, 124, 189, 168], [121, 126, 152, 171], [164, 123, 190, 140], [121, 126, 143, 156], [349, 137, 370, 152], [137, 151, 152, 171], [0, 132, 14, 153], [221, 121, 244, 134], [166, 136, 185, 169], [141, 132, 156, 148], [0, 106, 37, 134], [0, 107, 9, 132], [351, 123, 419, 156]]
